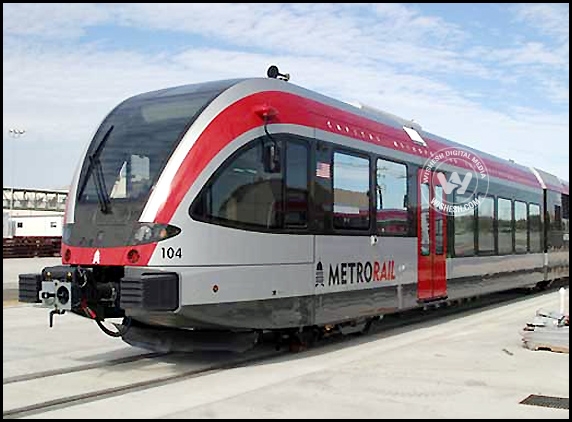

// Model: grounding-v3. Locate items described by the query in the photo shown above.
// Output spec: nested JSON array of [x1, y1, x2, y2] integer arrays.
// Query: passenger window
[[477, 195, 494, 254], [434, 185, 444, 255], [553, 205, 562, 231], [200, 142, 283, 229], [333, 152, 370, 230], [563, 194, 569, 249], [497, 198, 513, 254], [529, 203, 542, 253], [454, 194, 476, 256], [376, 158, 408, 235], [285, 142, 309, 227], [514, 201, 528, 253], [420, 183, 430, 256]]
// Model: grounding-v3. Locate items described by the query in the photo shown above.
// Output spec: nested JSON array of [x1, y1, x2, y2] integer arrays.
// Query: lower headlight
[[130, 223, 181, 245]]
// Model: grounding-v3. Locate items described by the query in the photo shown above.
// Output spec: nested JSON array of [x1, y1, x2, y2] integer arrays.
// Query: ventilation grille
[[520, 394, 569, 410]]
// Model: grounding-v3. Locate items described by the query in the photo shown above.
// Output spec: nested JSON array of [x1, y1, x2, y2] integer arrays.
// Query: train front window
[[77, 90, 222, 207], [109, 154, 151, 199]]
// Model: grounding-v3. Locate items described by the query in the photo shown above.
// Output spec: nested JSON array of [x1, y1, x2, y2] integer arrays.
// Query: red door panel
[[417, 170, 447, 301]]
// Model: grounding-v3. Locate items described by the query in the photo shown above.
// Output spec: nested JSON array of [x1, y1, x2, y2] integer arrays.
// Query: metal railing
[[3, 187, 68, 212]]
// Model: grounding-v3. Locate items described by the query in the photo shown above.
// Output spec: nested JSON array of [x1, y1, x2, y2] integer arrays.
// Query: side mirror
[[263, 142, 281, 173]]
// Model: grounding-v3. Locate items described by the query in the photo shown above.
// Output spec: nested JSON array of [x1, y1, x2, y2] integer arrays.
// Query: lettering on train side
[[325, 260, 396, 286]]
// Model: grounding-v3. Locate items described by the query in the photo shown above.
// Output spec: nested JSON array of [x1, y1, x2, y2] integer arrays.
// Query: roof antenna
[[267, 65, 290, 82]]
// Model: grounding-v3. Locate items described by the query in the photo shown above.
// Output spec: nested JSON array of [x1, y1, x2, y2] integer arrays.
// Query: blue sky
[[3, 3, 569, 189]]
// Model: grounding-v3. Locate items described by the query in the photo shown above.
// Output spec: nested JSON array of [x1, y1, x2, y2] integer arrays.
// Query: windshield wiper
[[90, 154, 111, 214], [77, 125, 114, 213]]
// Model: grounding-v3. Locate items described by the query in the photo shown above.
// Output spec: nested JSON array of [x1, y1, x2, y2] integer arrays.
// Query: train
[[19, 65, 569, 351]]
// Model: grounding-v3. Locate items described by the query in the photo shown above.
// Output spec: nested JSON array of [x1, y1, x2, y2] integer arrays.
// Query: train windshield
[[76, 83, 233, 211]]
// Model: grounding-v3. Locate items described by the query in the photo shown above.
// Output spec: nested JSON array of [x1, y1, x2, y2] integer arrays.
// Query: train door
[[417, 170, 447, 301], [313, 149, 380, 325]]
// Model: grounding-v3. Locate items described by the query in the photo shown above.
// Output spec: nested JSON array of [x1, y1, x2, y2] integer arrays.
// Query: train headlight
[[130, 223, 181, 245]]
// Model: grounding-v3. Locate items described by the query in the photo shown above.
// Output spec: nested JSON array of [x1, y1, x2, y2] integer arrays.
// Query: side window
[[563, 194, 569, 248], [553, 205, 562, 231], [195, 142, 283, 229], [420, 183, 430, 256], [477, 195, 494, 254], [497, 198, 513, 254], [529, 203, 542, 252], [284, 141, 309, 227], [454, 194, 476, 256], [434, 185, 444, 255], [333, 152, 370, 230], [376, 158, 408, 235], [514, 201, 528, 253]]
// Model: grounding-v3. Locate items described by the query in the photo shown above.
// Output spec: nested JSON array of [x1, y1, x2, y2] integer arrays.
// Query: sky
[[3, 3, 569, 190]]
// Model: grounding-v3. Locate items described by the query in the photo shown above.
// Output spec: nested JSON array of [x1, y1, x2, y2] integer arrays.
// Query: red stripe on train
[[152, 91, 540, 225]]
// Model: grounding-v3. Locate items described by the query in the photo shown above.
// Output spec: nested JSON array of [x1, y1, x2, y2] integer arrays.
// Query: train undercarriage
[[18, 263, 567, 353]]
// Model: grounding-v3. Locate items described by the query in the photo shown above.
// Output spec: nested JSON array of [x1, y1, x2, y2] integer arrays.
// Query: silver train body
[[19, 72, 569, 343]]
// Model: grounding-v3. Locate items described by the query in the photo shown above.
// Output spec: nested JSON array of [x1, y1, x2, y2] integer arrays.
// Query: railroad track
[[2, 345, 284, 419], [3, 352, 168, 385], [3, 279, 567, 419]]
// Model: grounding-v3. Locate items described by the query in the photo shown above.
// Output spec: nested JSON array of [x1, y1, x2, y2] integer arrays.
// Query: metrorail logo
[[422, 147, 489, 216], [315, 260, 396, 287]]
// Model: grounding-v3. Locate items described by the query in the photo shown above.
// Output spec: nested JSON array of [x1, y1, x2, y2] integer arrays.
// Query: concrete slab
[[3, 305, 148, 380], [5, 289, 568, 419]]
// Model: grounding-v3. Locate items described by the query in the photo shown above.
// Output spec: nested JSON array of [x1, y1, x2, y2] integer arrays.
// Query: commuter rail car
[[19, 66, 569, 349]]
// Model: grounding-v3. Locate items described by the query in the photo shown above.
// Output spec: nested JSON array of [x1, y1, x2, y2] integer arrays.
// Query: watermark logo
[[421, 147, 489, 216]]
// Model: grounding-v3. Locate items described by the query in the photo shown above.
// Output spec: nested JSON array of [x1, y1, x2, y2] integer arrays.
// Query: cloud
[[2, 3, 569, 187], [3, 3, 110, 39], [514, 3, 569, 43]]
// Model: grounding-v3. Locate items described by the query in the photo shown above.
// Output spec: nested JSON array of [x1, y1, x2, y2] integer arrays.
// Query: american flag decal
[[316, 162, 331, 179]]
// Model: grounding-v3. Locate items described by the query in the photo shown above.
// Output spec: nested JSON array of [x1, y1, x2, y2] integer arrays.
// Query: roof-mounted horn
[[267, 65, 290, 82]]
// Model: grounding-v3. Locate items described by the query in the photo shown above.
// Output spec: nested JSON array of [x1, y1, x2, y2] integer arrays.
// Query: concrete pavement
[[4, 287, 568, 419]]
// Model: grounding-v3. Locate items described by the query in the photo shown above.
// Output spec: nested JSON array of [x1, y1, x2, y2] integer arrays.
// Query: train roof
[[131, 78, 247, 101], [130, 76, 568, 195], [255, 77, 568, 195]]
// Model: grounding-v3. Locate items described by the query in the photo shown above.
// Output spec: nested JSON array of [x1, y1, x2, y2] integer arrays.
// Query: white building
[[3, 187, 67, 238]]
